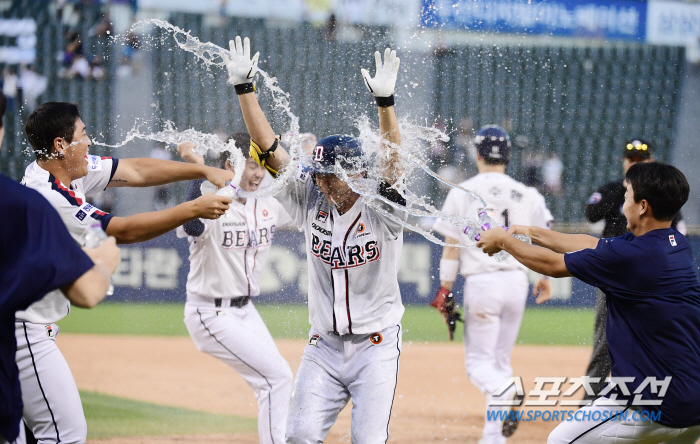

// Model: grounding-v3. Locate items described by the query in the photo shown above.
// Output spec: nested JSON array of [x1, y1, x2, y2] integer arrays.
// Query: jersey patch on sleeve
[[588, 192, 602, 204], [295, 165, 309, 183], [73, 202, 100, 224], [86, 155, 104, 172]]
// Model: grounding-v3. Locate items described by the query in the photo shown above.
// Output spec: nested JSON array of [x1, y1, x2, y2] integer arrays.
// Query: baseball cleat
[[501, 393, 524, 437]]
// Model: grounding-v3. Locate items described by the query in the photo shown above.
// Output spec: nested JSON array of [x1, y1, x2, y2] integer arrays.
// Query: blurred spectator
[[542, 152, 564, 195], [62, 30, 83, 67], [88, 14, 113, 38], [324, 14, 337, 42], [522, 147, 542, 188], [89, 54, 107, 80], [18, 65, 47, 112], [2, 68, 17, 110], [117, 29, 141, 78]]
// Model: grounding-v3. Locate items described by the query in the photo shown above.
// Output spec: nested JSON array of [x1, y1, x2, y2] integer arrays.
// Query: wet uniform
[[177, 179, 294, 444], [280, 167, 407, 443], [17, 156, 117, 444]]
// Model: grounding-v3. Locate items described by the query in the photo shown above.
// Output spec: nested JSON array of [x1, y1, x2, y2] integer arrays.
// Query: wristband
[[234, 82, 256, 95], [375, 95, 395, 107], [439, 258, 459, 283]]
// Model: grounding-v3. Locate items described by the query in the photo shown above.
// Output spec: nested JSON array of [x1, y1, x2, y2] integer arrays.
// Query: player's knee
[[285, 418, 317, 444]]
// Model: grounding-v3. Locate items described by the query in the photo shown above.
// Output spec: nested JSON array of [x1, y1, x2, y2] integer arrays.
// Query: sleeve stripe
[[108, 158, 119, 185], [48, 174, 83, 206]]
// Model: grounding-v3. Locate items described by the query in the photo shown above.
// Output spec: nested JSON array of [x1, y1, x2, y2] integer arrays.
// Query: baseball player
[[583, 139, 686, 401], [477, 162, 700, 444], [176, 134, 295, 444], [224, 36, 405, 442], [431, 125, 553, 444], [17, 102, 233, 444]]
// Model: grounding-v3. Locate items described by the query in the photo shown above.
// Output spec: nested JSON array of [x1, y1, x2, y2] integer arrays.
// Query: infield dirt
[[59, 334, 591, 443]]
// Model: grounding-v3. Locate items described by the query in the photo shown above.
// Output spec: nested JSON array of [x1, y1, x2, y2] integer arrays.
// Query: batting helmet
[[308, 135, 364, 174], [475, 125, 511, 165], [622, 138, 653, 160]]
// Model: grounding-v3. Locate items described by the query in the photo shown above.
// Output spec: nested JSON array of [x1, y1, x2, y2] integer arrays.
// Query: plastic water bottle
[[463, 225, 481, 242], [200, 180, 240, 199], [84, 223, 114, 296], [477, 210, 495, 231]]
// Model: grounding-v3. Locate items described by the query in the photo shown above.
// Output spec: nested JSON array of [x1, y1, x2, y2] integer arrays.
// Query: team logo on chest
[[310, 234, 380, 269]]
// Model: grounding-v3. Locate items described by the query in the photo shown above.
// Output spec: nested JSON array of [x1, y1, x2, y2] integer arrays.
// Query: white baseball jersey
[[177, 195, 295, 299], [433, 172, 553, 276], [274, 168, 407, 335], [17, 156, 118, 324]]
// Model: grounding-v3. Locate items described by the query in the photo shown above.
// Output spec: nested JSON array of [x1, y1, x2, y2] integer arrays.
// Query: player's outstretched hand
[[476, 227, 508, 256], [224, 36, 260, 86], [361, 48, 400, 98], [192, 193, 232, 219], [533, 277, 552, 304], [178, 142, 204, 165], [204, 165, 235, 188]]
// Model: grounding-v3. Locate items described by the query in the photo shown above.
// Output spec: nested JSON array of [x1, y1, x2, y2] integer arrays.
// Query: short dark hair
[[219, 132, 251, 169], [625, 162, 689, 221], [25, 102, 80, 160]]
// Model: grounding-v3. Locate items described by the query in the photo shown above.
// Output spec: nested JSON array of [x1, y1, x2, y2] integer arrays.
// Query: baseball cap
[[623, 139, 653, 160], [475, 125, 511, 164]]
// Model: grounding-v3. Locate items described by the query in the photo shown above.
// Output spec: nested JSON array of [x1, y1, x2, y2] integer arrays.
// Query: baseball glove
[[430, 286, 464, 340]]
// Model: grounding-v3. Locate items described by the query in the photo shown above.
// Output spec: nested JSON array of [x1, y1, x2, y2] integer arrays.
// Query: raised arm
[[225, 36, 291, 176], [362, 48, 402, 185], [108, 158, 233, 188]]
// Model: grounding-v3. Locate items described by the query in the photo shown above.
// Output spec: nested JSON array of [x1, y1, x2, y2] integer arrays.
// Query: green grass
[[81, 390, 256, 438], [58, 303, 595, 346]]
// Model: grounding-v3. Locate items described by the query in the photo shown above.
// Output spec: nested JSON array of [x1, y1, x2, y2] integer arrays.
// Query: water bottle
[[200, 180, 240, 199], [84, 223, 114, 296], [477, 210, 495, 231], [463, 225, 481, 242]]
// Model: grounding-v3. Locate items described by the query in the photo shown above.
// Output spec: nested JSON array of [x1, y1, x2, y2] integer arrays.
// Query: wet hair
[[625, 162, 689, 221], [25, 102, 80, 160], [218, 132, 251, 169]]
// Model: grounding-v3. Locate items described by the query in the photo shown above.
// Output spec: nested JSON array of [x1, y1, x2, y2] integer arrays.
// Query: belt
[[214, 296, 250, 308]]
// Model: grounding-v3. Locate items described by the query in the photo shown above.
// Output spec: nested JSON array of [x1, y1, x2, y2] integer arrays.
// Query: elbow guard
[[250, 137, 280, 177]]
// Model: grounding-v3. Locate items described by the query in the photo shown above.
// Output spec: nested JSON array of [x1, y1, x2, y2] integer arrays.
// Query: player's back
[[435, 172, 553, 276]]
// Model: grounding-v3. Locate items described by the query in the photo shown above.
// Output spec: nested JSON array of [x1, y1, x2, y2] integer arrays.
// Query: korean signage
[[109, 230, 585, 305], [420, 0, 647, 41]]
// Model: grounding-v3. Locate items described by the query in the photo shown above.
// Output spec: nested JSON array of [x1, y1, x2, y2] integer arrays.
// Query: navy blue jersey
[[565, 228, 700, 428], [0, 175, 94, 441]]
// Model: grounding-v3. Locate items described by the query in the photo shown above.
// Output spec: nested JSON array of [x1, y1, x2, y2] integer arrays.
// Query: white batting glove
[[361, 48, 400, 99], [225, 36, 260, 87]]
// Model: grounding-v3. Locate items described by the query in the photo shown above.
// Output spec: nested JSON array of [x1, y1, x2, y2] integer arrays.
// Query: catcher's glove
[[430, 286, 463, 340]]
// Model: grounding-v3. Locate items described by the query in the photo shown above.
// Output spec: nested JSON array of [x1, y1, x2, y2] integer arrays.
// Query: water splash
[[111, 20, 490, 248]]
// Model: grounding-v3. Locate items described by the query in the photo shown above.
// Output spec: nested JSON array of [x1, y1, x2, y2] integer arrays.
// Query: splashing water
[[111, 20, 499, 249]]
